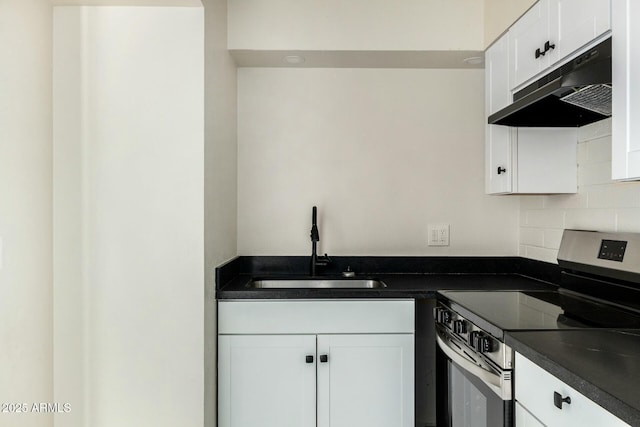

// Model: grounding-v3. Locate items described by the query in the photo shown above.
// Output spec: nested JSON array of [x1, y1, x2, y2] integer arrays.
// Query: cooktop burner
[[438, 289, 640, 339]]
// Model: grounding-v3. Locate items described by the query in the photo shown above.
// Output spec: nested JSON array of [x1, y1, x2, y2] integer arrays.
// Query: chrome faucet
[[310, 206, 331, 276]]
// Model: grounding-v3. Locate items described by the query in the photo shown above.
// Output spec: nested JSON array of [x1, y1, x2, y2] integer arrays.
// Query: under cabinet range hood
[[489, 38, 612, 127]]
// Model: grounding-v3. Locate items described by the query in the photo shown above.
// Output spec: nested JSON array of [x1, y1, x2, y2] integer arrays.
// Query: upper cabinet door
[[509, 0, 551, 90], [549, 0, 611, 64], [485, 34, 513, 195], [612, 0, 640, 180], [509, 0, 611, 90], [486, 34, 511, 116]]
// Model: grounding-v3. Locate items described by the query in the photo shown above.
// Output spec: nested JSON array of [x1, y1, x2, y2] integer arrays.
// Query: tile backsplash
[[520, 119, 640, 263]]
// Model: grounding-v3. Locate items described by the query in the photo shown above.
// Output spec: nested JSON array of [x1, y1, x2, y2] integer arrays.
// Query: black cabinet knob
[[320, 354, 328, 363], [553, 391, 571, 409], [535, 47, 545, 58], [306, 355, 314, 363], [497, 166, 507, 175], [545, 41, 556, 52]]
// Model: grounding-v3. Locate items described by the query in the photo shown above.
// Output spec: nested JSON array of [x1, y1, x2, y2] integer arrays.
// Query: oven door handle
[[436, 331, 511, 400]]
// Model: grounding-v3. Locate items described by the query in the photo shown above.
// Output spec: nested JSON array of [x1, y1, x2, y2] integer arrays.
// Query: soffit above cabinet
[[230, 49, 485, 69], [228, 0, 484, 53]]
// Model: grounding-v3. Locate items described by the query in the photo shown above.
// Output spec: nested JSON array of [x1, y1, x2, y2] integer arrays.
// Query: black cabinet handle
[[305, 355, 314, 363], [497, 167, 507, 175], [554, 391, 571, 409], [545, 41, 556, 52], [536, 41, 556, 59], [320, 354, 328, 363]]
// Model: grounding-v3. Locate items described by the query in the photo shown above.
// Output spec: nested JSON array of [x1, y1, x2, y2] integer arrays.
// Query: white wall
[[0, 1, 53, 426], [228, 0, 484, 51], [237, 68, 520, 256], [520, 119, 640, 263], [484, 0, 536, 47], [53, 7, 204, 426], [203, 0, 238, 425]]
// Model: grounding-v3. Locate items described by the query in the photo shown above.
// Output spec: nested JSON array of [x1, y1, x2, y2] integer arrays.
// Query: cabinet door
[[509, 0, 551, 89], [485, 125, 513, 194], [317, 334, 414, 427], [514, 128, 577, 193], [612, 0, 640, 180], [549, 0, 611, 64], [515, 353, 629, 427], [486, 34, 511, 115], [485, 34, 513, 194], [515, 402, 546, 427], [218, 335, 317, 427]]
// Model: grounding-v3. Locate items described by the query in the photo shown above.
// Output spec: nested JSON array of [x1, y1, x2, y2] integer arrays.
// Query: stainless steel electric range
[[435, 229, 640, 427]]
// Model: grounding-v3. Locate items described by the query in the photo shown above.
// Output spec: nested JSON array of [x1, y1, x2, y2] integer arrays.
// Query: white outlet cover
[[427, 224, 450, 246]]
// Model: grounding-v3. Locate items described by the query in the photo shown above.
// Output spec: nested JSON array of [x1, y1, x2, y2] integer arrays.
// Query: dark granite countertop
[[506, 330, 640, 426], [215, 256, 560, 299], [217, 273, 557, 299]]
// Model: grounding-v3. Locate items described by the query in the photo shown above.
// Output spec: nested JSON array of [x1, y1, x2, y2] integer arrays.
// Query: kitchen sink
[[247, 278, 387, 289]]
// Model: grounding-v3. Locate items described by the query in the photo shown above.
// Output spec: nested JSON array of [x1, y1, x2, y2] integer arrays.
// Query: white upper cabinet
[[486, 35, 511, 116], [612, 0, 640, 180], [485, 32, 578, 195], [486, 35, 514, 194], [510, 0, 552, 89], [551, 0, 611, 63], [509, 0, 611, 90]]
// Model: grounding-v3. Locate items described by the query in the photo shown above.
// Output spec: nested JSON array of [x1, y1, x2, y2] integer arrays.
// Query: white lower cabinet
[[515, 352, 629, 427], [516, 402, 545, 427], [317, 334, 414, 427], [218, 300, 415, 427], [218, 334, 317, 427]]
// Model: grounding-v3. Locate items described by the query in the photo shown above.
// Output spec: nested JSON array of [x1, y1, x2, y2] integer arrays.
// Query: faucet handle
[[316, 253, 332, 266]]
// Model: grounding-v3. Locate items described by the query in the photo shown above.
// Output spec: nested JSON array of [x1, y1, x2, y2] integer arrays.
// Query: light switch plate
[[428, 224, 450, 246]]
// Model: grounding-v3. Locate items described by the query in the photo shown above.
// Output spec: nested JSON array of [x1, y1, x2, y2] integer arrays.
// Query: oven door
[[436, 327, 513, 427]]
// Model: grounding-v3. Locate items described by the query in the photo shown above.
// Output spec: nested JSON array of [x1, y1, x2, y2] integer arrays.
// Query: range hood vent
[[488, 38, 612, 127], [560, 84, 612, 116]]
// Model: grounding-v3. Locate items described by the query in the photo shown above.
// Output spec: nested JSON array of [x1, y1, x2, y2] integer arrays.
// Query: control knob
[[475, 334, 493, 353], [453, 319, 467, 334], [434, 307, 452, 324]]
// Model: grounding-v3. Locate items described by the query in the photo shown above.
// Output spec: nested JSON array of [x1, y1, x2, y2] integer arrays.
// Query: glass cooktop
[[438, 290, 640, 338]]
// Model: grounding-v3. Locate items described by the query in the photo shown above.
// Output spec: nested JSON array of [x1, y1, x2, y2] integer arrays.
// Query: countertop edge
[[506, 332, 640, 427]]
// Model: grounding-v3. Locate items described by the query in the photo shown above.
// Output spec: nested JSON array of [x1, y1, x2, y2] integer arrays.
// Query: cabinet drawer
[[515, 353, 629, 427], [219, 299, 415, 334]]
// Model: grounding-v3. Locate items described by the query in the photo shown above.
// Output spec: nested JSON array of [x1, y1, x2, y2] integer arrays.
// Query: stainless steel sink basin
[[247, 278, 387, 289]]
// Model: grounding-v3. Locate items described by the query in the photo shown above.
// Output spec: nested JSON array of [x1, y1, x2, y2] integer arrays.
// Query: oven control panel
[[434, 302, 513, 370]]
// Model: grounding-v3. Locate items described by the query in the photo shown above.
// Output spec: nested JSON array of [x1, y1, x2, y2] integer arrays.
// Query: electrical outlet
[[428, 224, 450, 246]]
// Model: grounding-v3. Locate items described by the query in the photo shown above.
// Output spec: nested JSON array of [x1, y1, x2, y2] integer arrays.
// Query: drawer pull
[[305, 355, 314, 363], [554, 391, 571, 409]]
